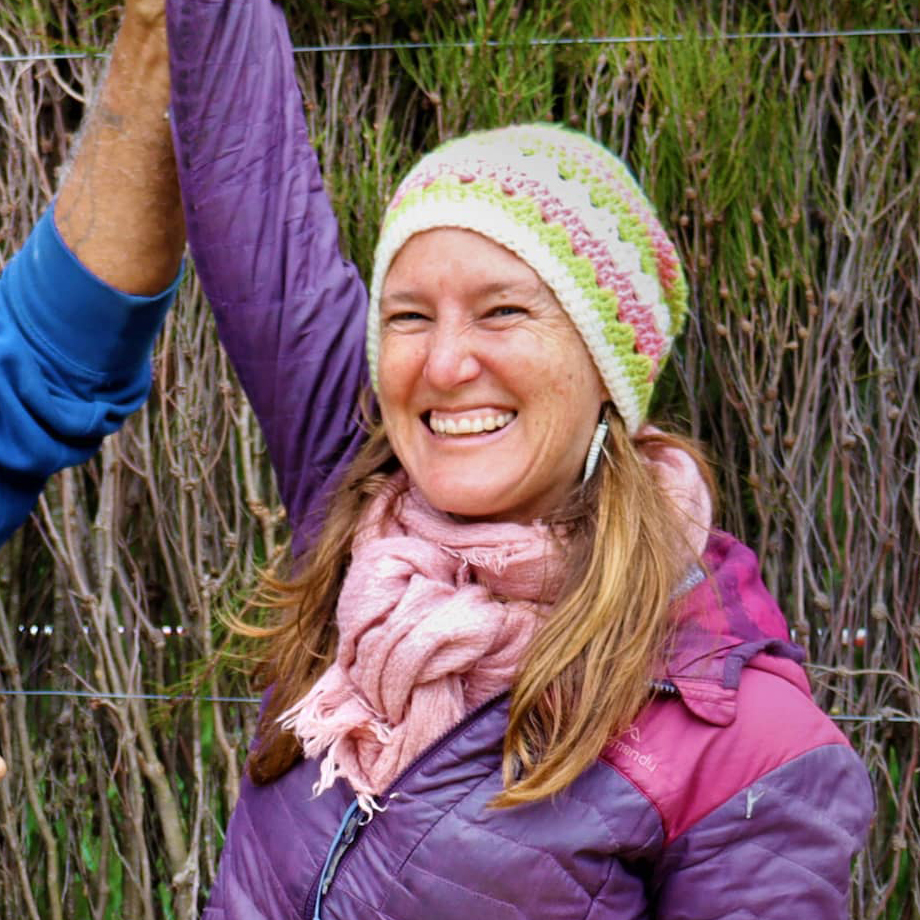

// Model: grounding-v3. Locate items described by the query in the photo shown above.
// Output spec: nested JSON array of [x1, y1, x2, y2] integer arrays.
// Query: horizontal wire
[[291, 27, 920, 53], [0, 26, 916, 65], [829, 714, 919, 724], [0, 688, 916, 724], [0, 688, 258, 704], [0, 50, 106, 63]]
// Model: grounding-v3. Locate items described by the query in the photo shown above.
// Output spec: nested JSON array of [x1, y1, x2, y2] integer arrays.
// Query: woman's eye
[[485, 305, 527, 319], [385, 311, 429, 325]]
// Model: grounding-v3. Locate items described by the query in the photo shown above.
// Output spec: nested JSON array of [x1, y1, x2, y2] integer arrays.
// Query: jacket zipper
[[303, 677, 682, 917], [303, 693, 509, 920], [309, 800, 363, 920]]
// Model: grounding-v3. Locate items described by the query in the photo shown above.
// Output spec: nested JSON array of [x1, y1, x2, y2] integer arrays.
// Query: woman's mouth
[[426, 409, 517, 436]]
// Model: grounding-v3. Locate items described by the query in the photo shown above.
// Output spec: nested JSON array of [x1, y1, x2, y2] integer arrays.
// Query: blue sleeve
[[0, 206, 180, 544]]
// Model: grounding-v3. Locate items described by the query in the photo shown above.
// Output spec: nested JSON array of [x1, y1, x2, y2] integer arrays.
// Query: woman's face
[[377, 228, 607, 523]]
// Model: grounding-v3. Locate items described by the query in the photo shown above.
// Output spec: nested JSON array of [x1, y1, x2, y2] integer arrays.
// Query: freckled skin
[[378, 228, 607, 523]]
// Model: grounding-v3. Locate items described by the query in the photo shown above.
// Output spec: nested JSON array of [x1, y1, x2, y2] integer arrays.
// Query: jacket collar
[[661, 531, 807, 726]]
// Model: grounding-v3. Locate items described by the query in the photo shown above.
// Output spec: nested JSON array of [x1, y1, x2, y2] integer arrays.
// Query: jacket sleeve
[[651, 744, 874, 919], [0, 207, 176, 545], [166, 0, 370, 554]]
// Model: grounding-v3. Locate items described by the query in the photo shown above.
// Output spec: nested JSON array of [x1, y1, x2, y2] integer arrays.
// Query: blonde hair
[[237, 406, 714, 804]]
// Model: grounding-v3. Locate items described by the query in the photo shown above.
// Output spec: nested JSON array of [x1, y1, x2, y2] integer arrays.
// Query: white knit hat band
[[367, 124, 688, 432], [368, 194, 646, 432]]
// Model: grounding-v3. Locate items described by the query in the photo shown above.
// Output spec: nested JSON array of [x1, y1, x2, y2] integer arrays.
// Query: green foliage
[[394, 0, 558, 137], [0, 2, 917, 918]]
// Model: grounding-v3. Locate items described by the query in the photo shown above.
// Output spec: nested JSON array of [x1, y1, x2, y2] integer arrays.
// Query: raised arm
[[55, 0, 184, 293], [0, 0, 183, 546], [166, 0, 370, 553]]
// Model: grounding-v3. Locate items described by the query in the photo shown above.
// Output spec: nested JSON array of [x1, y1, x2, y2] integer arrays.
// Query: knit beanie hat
[[366, 123, 688, 434]]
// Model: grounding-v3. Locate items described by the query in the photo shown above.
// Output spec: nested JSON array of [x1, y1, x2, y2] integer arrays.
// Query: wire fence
[[1, 688, 916, 724], [4, 685, 919, 728], [1, 3, 918, 918], [0, 26, 918, 65]]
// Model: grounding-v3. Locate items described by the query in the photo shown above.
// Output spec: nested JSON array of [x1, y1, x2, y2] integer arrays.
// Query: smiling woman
[[166, 1, 873, 917], [378, 228, 606, 522], [249, 125, 714, 811]]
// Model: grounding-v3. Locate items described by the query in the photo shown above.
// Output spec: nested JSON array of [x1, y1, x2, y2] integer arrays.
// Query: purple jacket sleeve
[[166, 0, 370, 553], [652, 744, 873, 919]]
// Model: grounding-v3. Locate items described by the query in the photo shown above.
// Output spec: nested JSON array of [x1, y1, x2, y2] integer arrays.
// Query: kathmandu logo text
[[610, 724, 659, 774]]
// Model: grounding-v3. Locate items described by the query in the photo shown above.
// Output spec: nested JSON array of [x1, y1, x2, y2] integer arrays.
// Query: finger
[[0, 754, 6, 780]]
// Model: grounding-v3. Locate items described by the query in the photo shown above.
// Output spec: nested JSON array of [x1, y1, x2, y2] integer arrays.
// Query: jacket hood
[[662, 531, 808, 726]]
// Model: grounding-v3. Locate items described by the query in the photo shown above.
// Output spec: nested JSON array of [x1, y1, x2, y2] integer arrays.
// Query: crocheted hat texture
[[366, 123, 689, 434]]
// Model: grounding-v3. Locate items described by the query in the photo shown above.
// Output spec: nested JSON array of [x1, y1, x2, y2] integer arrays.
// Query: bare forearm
[[56, 9, 183, 295]]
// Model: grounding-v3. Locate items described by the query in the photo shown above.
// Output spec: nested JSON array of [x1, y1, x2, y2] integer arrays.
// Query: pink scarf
[[279, 432, 711, 803]]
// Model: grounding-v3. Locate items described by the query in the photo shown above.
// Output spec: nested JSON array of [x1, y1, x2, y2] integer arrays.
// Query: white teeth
[[430, 412, 515, 435]]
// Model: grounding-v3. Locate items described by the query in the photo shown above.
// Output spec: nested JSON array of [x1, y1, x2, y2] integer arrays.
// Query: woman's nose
[[423, 321, 481, 391]]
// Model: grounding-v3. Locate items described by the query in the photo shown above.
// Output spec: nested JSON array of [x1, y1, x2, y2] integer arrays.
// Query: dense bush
[[0, 2, 917, 917]]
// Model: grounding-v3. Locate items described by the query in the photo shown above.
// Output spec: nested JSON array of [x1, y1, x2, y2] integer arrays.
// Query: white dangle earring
[[582, 418, 609, 484]]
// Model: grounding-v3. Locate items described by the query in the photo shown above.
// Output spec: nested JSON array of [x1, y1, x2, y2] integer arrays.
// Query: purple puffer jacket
[[166, 2, 874, 917]]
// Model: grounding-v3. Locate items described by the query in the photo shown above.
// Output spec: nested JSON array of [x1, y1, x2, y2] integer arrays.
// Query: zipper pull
[[320, 807, 364, 897], [314, 797, 389, 920], [319, 794, 389, 899]]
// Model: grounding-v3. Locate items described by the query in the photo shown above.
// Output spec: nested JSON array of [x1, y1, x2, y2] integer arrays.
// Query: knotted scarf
[[279, 431, 712, 804]]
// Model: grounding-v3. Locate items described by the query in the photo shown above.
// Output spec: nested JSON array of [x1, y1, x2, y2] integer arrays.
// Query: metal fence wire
[[0, 25, 918, 64]]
